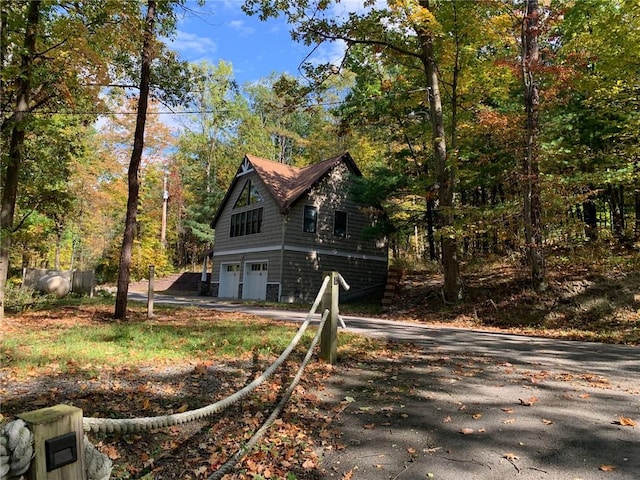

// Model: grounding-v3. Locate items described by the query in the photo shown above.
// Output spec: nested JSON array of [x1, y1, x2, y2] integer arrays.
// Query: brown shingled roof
[[247, 152, 360, 211], [210, 152, 360, 228]]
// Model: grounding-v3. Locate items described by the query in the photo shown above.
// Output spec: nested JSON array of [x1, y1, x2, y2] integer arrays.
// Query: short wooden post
[[18, 404, 87, 480], [320, 271, 339, 364], [147, 265, 154, 318]]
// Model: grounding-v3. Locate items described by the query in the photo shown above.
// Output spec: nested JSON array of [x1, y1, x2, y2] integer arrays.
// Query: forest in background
[[1, 1, 639, 315]]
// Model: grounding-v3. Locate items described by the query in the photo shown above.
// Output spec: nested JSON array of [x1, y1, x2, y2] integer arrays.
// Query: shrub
[[3, 282, 52, 312]]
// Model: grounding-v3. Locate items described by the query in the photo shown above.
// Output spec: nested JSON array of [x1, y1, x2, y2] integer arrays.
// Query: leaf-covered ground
[[1, 262, 638, 479], [383, 261, 640, 345]]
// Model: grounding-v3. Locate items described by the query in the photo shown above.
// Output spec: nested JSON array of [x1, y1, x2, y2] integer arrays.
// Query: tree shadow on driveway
[[316, 341, 639, 480]]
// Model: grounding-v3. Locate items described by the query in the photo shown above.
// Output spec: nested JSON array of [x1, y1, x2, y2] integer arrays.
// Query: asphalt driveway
[[129, 293, 640, 479]]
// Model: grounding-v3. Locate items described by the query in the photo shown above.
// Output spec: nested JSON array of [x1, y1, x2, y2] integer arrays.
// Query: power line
[[1, 86, 430, 117]]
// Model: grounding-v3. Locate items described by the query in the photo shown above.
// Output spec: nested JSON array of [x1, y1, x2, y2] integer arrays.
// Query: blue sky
[[168, 0, 347, 86]]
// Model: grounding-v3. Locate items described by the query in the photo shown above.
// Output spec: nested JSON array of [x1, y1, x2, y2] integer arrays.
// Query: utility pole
[[161, 171, 168, 247]]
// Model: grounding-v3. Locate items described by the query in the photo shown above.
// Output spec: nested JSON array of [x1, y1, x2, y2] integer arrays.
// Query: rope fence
[[2, 272, 347, 480], [207, 308, 330, 480]]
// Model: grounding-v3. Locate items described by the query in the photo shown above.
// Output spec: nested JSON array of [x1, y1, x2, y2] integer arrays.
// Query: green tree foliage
[[546, 0, 640, 240], [13, 114, 88, 270], [0, 0, 146, 320], [170, 60, 241, 266], [239, 73, 342, 166]]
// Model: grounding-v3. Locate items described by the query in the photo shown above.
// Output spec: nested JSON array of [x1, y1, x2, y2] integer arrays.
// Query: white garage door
[[218, 263, 240, 298], [243, 262, 268, 300]]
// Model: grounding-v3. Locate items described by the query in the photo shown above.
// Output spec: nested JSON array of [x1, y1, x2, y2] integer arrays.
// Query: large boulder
[[36, 273, 71, 297]]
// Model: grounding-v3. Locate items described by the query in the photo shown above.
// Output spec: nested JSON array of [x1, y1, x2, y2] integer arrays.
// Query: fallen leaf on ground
[[363, 423, 376, 429], [193, 466, 207, 476], [599, 464, 616, 472], [614, 416, 637, 427], [541, 418, 554, 425], [102, 444, 121, 460], [502, 418, 515, 424], [502, 407, 514, 413], [503, 453, 519, 460], [459, 428, 474, 435], [342, 470, 354, 480], [472, 413, 482, 420], [443, 416, 451, 423], [519, 396, 538, 406], [193, 364, 207, 375]]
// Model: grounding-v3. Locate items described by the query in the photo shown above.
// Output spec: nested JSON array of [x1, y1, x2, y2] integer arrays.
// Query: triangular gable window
[[234, 179, 263, 208]]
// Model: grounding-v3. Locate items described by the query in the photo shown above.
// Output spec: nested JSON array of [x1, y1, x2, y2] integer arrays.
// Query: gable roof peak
[[211, 152, 359, 228], [246, 152, 360, 212]]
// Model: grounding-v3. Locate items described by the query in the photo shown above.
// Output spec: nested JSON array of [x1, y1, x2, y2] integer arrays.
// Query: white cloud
[[305, 0, 386, 67], [310, 39, 348, 67], [171, 31, 217, 56], [228, 19, 254, 35]]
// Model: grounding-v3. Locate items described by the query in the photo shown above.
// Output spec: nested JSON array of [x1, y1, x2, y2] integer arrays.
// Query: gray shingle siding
[[279, 250, 387, 303]]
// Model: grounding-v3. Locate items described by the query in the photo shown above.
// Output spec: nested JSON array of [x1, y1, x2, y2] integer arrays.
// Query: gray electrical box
[[45, 432, 77, 471]]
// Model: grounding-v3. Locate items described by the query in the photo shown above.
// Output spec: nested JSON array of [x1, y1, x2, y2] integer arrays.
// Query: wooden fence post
[[147, 265, 154, 318], [320, 271, 339, 364], [18, 404, 87, 480]]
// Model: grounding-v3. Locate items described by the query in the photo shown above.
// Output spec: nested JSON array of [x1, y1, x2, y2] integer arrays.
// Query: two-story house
[[209, 152, 388, 303]]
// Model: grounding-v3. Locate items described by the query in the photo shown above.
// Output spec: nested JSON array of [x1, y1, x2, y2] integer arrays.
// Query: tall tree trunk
[[608, 184, 625, 238], [635, 157, 640, 240], [54, 231, 61, 270], [583, 200, 598, 241], [521, 0, 545, 288], [418, 0, 460, 302], [0, 0, 39, 322], [426, 197, 437, 260], [635, 188, 640, 241], [114, 0, 156, 319]]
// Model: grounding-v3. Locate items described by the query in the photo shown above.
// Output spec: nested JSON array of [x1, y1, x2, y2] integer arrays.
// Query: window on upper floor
[[234, 179, 263, 208], [303, 205, 317, 233], [230, 207, 263, 237], [334, 210, 348, 238]]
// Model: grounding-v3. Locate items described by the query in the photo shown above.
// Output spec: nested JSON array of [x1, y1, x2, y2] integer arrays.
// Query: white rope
[[207, 308, 330, 480], [337, 273, 350, 291], [0, 419, 33, 480], [84, 436, 112, 480], [83, 274, 332, 434]]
